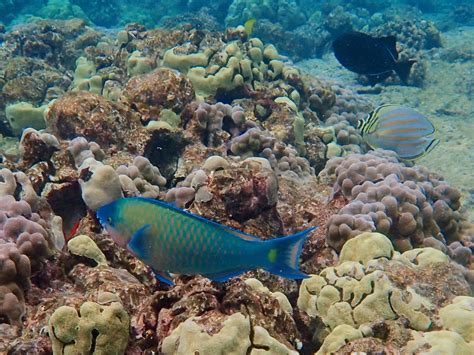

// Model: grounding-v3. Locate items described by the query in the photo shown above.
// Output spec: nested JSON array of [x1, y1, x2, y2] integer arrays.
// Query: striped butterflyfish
[[357, 104, 440, 161]]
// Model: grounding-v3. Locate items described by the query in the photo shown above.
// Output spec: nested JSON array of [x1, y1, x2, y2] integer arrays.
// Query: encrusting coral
[[48, 292, 130, 355], [298, 232, 473, 354]]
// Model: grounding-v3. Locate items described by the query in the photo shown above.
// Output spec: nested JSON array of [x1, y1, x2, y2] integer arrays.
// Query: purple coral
[[0, 192, 52, 326], [187, 102, 252, 147], [323, 151, 468, 253]]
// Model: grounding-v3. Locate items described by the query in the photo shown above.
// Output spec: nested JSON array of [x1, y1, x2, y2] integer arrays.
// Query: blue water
[[1, 0, 473, 30]]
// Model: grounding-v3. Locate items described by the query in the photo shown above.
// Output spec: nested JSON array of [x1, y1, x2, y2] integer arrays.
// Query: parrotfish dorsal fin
[[130, 197, 262, 242], [379, 36, 398, 60]]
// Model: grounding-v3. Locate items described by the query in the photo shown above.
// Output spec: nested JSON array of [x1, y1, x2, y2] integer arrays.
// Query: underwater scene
[[0, 0, 473, 353]]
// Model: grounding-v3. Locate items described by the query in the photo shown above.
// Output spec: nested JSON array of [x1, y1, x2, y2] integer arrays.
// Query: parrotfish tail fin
[[264, 227, 316, 279], [394, 60, 416, 83]]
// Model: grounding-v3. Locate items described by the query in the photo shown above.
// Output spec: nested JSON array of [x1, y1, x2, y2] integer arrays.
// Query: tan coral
[[161, 312, 298, 355], [48, 295, 130, 355]]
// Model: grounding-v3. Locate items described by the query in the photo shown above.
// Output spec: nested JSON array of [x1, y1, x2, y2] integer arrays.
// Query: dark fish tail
[[263, 227, 316, 279], [394, 60, 416, 83]]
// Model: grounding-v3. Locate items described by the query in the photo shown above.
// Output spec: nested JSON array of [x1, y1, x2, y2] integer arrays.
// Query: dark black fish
[[332, 31, 416, 84]]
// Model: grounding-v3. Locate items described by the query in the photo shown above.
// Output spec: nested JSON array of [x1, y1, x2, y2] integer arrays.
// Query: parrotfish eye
[[107, 217, 113, 224]]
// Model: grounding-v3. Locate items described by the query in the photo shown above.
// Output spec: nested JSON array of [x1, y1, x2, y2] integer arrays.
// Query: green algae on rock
[[5, 102, 47, 136], [67, 234, 107, 266]]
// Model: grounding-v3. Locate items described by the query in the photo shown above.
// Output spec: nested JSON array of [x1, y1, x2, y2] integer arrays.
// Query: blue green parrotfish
[[97, 197, 315, 285], [358, 104, 440, 161]]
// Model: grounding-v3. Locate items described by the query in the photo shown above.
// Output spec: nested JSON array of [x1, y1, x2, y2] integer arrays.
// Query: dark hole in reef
[[13, 182, 23, 201], [221, 115, 233, 134], [215, 84, 250, 104], [143, 129, 189, 186], [0, 119, 14, 137], [45, 181, 87, 238], [63, 253, 99, 275], [89, 328, 99, 354], [372, 321, 390, 341]]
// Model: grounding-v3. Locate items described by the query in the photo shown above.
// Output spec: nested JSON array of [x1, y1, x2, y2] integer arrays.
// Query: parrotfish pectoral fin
[[264, 227, 317, 279], [152, 268, 175, 286], [203, 268, 247, 282], [127, 224, 152, 260]]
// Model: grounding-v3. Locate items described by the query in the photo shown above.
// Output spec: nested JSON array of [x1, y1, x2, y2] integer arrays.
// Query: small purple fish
[[97, 197, 315, 285]]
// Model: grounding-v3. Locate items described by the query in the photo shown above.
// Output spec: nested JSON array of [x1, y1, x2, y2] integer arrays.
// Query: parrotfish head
[[96, 199, 133, 248]]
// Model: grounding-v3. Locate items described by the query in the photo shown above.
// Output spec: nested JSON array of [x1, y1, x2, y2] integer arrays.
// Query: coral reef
[[298, 232, 473, 354], [0, 172, 56, 327], [0, 13, 472, 355], [322, 150, 470, 257], [48, 293, 130, 354]]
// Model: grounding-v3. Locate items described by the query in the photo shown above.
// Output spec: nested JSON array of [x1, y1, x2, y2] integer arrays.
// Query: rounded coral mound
[[322, 151, 467, 253]]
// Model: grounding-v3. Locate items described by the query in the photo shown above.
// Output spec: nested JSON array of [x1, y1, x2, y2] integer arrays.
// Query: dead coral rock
[[155, 277, 300, 352], [276, 176, 339, 274], [123, 68, 195, 121], [68, 263, 150, 314], [2, 19, 93, 69], [2, 76, 46, 104], [19, 128, 59, 168], [382, 258, 471, 308], [207, 162, 278, 222], [45, 91, 142, 147]]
